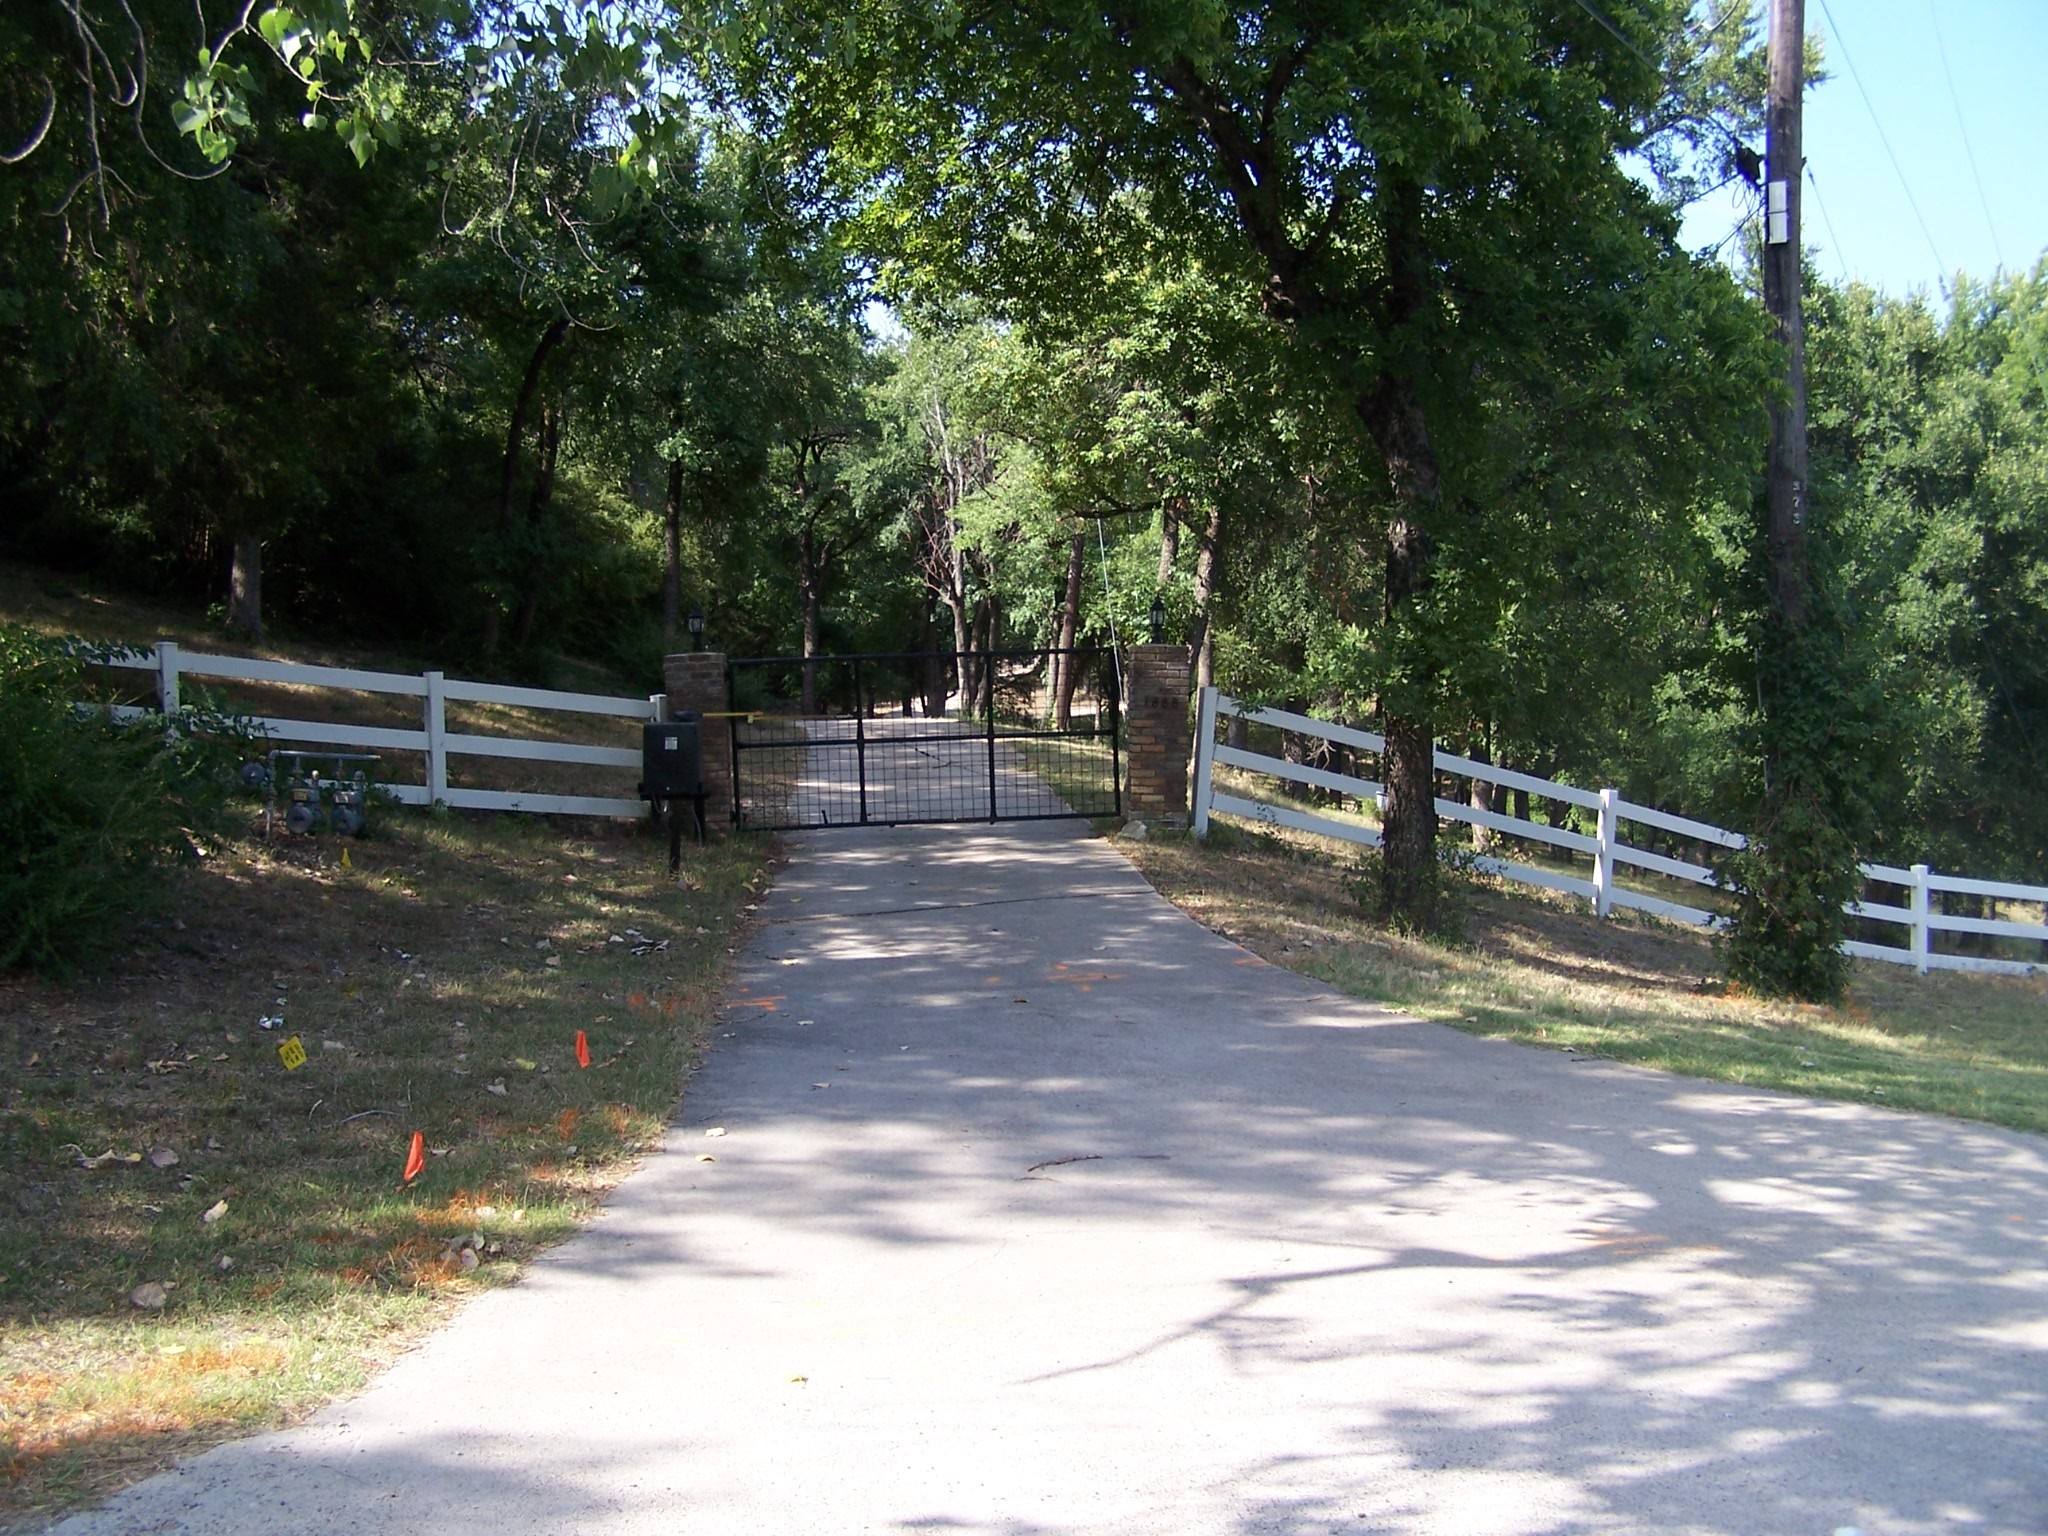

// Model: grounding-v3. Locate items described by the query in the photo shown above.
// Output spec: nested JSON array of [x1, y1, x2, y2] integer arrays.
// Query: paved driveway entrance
[[54, 821, 2048, 1536]]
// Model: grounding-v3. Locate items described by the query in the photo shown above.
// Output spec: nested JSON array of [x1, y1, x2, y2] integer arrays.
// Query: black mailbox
[[641, 712, 702, 799]]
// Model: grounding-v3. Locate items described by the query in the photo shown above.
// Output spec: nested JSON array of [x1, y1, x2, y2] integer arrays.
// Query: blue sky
[[1679, 0, 2048, 296]]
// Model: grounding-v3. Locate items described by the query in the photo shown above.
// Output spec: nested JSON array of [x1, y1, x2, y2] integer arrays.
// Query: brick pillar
[[662, 651, 732, 831], [1125, 643, 1192, 822]]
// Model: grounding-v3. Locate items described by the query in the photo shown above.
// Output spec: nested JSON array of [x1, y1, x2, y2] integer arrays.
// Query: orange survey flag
[[574, 1030, 591, 1069], [401, 1131, 426, 1185]]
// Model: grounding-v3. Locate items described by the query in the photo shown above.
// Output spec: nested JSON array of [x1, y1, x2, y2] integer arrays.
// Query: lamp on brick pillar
[[1149, 595, 1166, 644], [687, 607, 705, 652]]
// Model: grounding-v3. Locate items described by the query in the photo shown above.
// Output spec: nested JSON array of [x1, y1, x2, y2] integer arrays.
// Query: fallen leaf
[[78, 1148, 143, 1170], [513, 1058, 537, 1071], [486, 1081, 508, 1097], [201, 1199, 228, 1224]]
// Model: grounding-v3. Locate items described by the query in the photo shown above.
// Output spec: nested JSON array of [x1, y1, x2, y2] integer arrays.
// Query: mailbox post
[[640, 710, 706, 872]]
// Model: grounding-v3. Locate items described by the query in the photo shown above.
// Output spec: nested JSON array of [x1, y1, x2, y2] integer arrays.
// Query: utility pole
[[1763, 0, 1807, 628]]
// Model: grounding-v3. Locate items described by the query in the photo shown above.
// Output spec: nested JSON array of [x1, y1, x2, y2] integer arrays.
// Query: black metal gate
[[728, 648, 1121, 831]]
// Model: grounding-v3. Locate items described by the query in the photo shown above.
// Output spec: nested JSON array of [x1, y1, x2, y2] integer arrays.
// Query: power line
[[1805, 163, 1851, 284], [1568, 0, 1659, 74], [1926, 0, 2005, 272], [1813, 0, 1949, 284]]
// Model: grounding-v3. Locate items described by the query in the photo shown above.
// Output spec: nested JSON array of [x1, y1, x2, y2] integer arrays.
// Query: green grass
[[1010, 730, 1121, 821], [0, 802, 766, 1526], [1119, 818, 2048, 1136]]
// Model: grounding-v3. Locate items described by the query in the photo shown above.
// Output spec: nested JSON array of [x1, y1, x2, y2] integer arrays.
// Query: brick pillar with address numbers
[[1124, 643, 1192, 822]]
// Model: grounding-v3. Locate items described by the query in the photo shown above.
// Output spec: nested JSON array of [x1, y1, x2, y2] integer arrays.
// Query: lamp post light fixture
[[1148, 595, 1166, 645], [687, 607, 706, 652]]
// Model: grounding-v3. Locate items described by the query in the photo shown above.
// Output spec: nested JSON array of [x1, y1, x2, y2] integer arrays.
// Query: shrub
[[0, 628, 243, 973]]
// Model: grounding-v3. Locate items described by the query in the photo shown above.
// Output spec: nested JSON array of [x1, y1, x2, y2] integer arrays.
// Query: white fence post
[[1191, 685, 1219, 837], [1595, 787, 1617, 919], [156, 639, 180, 716], [1910, 862, 1931, 974], [423, 670, 447, 805]]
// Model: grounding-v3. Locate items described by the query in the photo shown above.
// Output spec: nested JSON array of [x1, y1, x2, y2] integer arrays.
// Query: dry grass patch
[[1119, 819, 2048, 1135], [0, 805, 769, 1527]]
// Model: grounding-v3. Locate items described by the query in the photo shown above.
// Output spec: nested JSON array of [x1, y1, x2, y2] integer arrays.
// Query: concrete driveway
[[53, 820, 2048, 1535]]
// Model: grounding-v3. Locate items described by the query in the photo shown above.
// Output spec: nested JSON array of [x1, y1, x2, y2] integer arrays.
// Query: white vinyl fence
[[105, 640, 660, 819], [1191, 687, 2048, 978]]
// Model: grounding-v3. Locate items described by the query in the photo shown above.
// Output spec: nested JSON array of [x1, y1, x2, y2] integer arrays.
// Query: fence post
[[423, 670, 447, 806], [1191, 686, 1219, 837], [156, 639, 180, 716], [1910, 862, 1931, 974], [1595, 787, 1618, 919]]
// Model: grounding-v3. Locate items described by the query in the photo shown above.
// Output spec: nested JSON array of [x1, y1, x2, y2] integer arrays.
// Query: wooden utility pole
[[1763, 0, 1808, 627]]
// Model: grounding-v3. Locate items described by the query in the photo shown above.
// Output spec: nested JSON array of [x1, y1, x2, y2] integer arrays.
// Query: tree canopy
[[3, 0, 2044, 988]]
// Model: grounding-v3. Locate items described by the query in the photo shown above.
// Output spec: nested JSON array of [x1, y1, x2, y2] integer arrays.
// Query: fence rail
[[1191, 687, 2046, 978], [101, 640, 657, 819]]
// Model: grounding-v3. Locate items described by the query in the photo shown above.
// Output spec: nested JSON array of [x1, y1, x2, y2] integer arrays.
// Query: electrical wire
[[1926, 0, 2004, 271], [1813, 0, 1949, 282], [1805, 163, 1851, 284], [1093, 517, 1125, 704], [1568, 0, 1659, 73]]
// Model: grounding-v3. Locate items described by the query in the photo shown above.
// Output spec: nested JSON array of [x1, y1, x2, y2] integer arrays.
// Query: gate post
[[663, 650, 732, 830], [1125, 643, 1192, 824]]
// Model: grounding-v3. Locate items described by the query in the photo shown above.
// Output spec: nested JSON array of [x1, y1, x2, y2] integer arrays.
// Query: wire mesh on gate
[[728, 649, 1122, 831]]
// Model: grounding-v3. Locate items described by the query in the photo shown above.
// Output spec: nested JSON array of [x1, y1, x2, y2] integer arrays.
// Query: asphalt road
[[51, 820, 2048, 1535]]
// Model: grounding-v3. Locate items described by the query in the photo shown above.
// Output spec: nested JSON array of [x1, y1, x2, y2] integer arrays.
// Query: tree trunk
[[1188, 502, 1223, 693], [509, 398, 561, 652], [798, 529, 822, 715], [1157, 501, 1181, 588], [662, 457, 685, 648], [1356, 178, 1447, 930], [228, 531, 263, 640], [1054, 530, 1086, 727], [486, 316, 570, 653], [1468, 734, 1495, 854], [945, 537, 973, 718]]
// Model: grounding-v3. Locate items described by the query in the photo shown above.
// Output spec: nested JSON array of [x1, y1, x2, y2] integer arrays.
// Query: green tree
[[709, 0, 1772, 928]]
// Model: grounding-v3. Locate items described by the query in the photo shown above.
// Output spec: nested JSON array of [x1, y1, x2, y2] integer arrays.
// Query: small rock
[[130, 1281, 169, 1310], [486, 1240, 503, 1256], [322, 1040, 347, 1053], [206, 1138, 223, 1151], [201, 1199, 228, 1224], [1118, 819, 1149, 841], [486, 1081, 508, 1097], [149, 1147, 180, 1169], [564, 1144, 579, 1157], [217, 1255, 234, 1271], [458, 1248, 479, 1271]]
